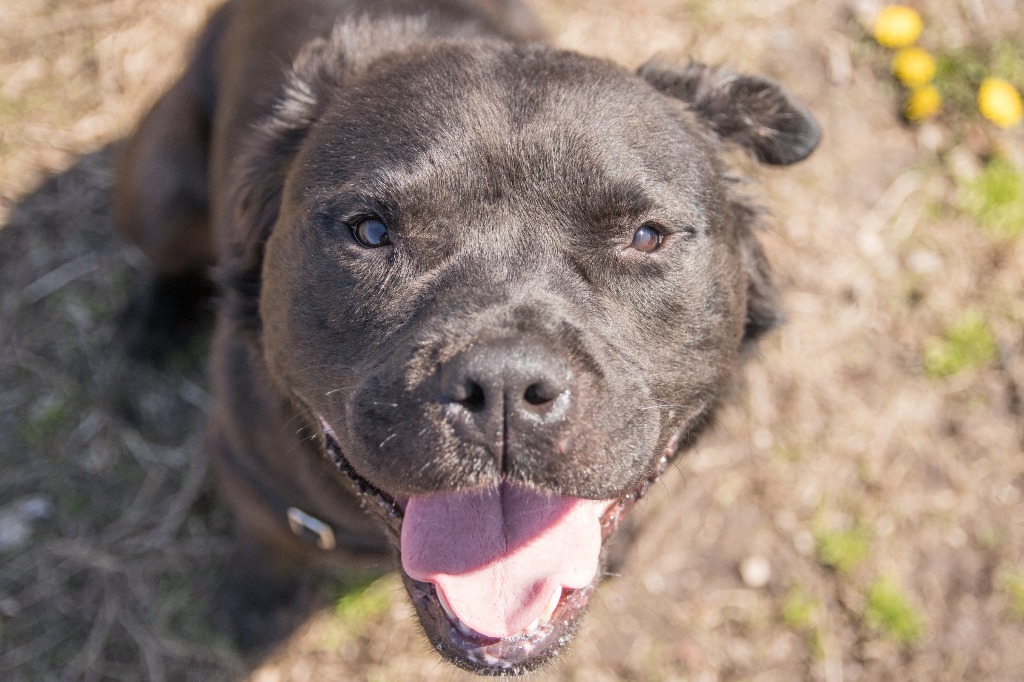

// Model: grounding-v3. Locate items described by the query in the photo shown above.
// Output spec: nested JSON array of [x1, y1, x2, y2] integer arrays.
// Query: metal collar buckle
[[286, 506, 337, 551]]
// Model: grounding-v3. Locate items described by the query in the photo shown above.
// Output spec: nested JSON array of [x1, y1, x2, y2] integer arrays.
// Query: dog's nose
[[439, 340, 572, 428]]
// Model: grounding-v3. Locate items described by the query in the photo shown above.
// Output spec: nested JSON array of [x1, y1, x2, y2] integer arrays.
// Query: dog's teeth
[[540, 586, 563, 622], [436, 590, 457, 621], [436, 591, 479, 637]]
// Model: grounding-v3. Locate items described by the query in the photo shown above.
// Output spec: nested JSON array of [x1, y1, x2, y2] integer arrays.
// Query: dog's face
[[237, 36, 817, 674]]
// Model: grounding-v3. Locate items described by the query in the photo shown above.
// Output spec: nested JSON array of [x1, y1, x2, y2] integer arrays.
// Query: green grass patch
[[19, 400, 70, 449], [771, 443, 803, 462], [923, 309, 997, 378], [815, 525, 870, 574], [997, 569, 1024, 620], [933, 39, 1024, 116], [62, 489, 91, 518], [0, 86, 80, 131], [781, 588, 825, 658], [990, 39, 1024, 86], [782, 587, 818, 629], [334, 575, 393, 622], [962, 158, 1024, 238], [934, 48, 991, 112], [978, 528, 1006, 551], [864, 578, 925, 645], [0, 93, 32, 119]]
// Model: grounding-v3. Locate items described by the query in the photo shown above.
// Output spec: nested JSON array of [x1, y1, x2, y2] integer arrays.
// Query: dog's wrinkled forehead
[[293, 43, 721, 230]]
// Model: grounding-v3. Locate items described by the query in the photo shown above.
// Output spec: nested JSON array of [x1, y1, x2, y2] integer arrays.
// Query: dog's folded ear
[[222, 19, 439, 327], [638, 60, 815, 346], [638, 60, 821, 166], [221, 37, 348, 327]]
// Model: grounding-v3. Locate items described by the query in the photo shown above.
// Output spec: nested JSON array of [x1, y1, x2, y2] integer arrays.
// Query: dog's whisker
[[291, 363, 352, 376], [279, 403, 319, 434]]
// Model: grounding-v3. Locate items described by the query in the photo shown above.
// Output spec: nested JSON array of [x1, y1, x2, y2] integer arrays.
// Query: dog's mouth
[[317, 417, 668, 674]]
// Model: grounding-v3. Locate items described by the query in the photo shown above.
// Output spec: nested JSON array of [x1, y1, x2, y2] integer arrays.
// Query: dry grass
[[1, 0, 1023, 680]]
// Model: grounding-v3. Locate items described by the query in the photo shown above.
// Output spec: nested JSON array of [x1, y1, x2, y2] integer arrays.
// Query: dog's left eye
[[630, 223, 663, 253], [352, 218, 391, 248]]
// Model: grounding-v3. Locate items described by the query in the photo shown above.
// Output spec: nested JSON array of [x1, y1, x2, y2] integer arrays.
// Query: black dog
[[114, 0, 819, 674]]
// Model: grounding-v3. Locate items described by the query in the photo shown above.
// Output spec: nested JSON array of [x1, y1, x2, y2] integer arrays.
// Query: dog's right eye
[[352, 218, 391, 248], [630, 223, 664, 253]]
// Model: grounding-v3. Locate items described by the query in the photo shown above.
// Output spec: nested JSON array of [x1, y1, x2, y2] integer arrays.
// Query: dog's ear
[[221, 38, 347, 327], [638, 60, 807, 345], [222, 19, 435, 328], [638, 60, 820, 166]]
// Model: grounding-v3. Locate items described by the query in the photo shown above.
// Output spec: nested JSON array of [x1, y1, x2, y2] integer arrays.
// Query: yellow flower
[[905, 85, 942, 122], [978, 78, 1023, 128], [891, 47, 936, 88], [873, 6, 923, 48]]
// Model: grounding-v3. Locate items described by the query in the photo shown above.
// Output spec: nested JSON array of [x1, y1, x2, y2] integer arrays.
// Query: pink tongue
[[401, 483, 606, 638]]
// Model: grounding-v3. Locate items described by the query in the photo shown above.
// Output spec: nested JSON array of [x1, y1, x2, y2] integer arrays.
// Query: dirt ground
[[2, 0, 1023, 680]]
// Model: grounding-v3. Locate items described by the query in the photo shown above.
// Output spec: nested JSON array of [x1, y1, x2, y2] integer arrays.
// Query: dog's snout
[[439, 340, 572, 425]]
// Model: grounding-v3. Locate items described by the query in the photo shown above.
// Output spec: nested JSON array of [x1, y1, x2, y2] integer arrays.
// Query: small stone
[[0, 516, 31, 551], [0, 496, 53, 552], [0, 597, 20, 617], [643, 571, 666, 595], [916, 122, 944, 152], [946, 526, 967, 548], [740, 555, 772, 589]]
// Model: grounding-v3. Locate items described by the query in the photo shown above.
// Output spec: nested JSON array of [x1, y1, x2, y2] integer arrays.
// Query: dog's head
[[225, 22, 818, 674]]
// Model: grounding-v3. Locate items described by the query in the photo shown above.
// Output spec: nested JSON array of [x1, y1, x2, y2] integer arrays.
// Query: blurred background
[[1, 0, 1022, 679]]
